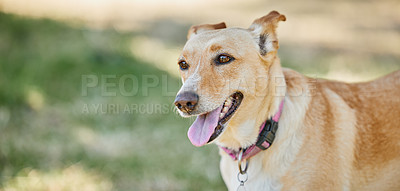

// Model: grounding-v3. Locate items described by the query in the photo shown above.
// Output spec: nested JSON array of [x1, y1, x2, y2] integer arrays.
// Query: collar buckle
[[255, 120, 278, 150]]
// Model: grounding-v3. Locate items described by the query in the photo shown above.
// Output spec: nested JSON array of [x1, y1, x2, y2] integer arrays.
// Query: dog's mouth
[[208, 92, 243, 143], [187, 92, 243, 147]]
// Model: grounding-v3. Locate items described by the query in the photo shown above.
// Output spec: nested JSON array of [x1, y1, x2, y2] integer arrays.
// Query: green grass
[[0, 12, 226, 190]]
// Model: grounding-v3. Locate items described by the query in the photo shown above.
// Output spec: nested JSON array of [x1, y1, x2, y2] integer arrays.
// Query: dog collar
[[220, 99, 284, 160]]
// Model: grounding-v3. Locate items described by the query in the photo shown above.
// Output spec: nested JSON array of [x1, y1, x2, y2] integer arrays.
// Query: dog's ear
[[249, 11, 286, 56], [187, 22, 226, 39]]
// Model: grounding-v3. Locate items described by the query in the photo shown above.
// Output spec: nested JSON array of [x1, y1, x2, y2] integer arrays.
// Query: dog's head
[[174, 11, 286, 149]]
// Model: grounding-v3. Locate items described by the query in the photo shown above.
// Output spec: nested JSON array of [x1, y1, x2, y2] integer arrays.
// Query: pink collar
[[219, 99, 284, 160]]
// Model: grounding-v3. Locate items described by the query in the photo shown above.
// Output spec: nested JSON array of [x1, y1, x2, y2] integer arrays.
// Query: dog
[[174, 11, 400, 191]]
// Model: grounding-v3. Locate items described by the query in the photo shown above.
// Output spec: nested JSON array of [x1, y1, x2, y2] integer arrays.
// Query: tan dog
[[174, 11, 400, 191]]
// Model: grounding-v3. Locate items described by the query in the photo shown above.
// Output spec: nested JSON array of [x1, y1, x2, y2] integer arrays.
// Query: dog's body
[[174, 11, 400, 191], [221, 68, 400, 191]]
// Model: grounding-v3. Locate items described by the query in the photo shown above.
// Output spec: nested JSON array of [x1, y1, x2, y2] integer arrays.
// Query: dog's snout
[[174, 92, 199, 113]]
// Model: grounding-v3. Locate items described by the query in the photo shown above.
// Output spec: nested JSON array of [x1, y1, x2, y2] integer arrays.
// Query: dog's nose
[[174, 91, 199, 113]]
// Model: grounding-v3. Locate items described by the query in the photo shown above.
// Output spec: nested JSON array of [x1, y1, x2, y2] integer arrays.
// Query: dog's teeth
[[222, 106, 229, 113], [219, 113, 224, 119], [225, 99, 232, 106]]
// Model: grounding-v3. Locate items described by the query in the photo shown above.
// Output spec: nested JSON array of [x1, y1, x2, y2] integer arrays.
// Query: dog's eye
[[216, 54, 234, 64], [178, 60, 189, 70]]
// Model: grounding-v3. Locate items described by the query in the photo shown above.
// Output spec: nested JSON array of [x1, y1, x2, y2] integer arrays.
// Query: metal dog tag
[[236, 171, 248, 191]]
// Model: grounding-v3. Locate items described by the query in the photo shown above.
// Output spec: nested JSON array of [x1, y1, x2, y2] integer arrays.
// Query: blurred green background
[[0, 0, 399, 190]]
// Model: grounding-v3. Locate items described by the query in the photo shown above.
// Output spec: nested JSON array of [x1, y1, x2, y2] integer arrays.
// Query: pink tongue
[[188, 106, 223, 147]]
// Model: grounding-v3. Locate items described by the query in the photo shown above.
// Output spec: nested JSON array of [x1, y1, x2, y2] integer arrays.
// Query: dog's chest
[[220, 155, 283, 191]]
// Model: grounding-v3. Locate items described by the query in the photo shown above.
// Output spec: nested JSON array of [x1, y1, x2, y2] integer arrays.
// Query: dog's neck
[[219, 68, 311, 190], [264, 57, 286, 119]]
